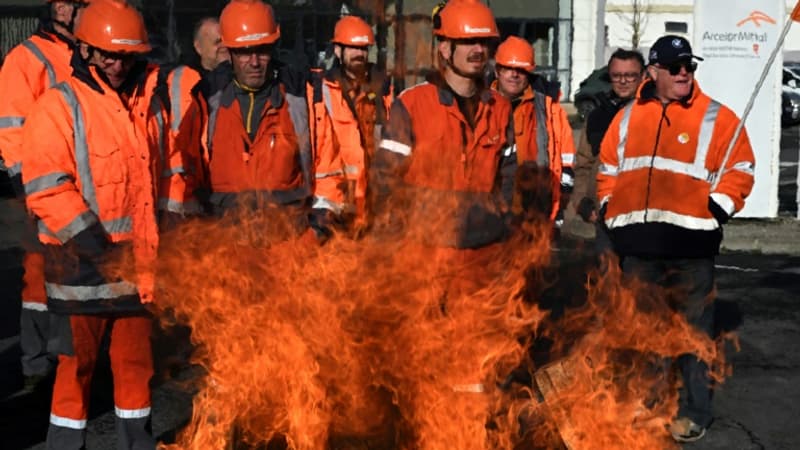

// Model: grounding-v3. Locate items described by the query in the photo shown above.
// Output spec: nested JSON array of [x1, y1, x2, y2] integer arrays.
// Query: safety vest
[[597, 81, 755, 257], [374, 75, 514, 249], [494, 83, 576, 221], [22, 64, 168, 313], [0, 28, 73, 186], [308, 66, 392, 219], [206, 79, 312, 215]]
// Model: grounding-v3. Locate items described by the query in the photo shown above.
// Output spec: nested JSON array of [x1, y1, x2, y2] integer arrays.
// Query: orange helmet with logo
[[332, 16, 374, 47], [74, 0, 150, 53], [433, 0, 499, 40], [495, 36, 535, 73], [220, 0, 280, 48]]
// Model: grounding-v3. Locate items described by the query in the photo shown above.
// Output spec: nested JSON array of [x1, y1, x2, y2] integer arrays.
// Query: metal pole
[[712, 15, 794, 190]]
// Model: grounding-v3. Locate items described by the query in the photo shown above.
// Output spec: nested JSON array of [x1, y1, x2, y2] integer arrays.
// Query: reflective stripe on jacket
[[597, 80, 755, 257], [159, 65, 205, 216], [206, 79, 312, 219], [308, 66, 392, 218], [493, 83, 576, 221], [0, 30, 73, 186], [21, 64, 167, 313], [373, 76, 515, 249]]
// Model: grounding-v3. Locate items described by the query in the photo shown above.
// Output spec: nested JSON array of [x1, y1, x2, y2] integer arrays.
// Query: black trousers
[[622, 256, 716, 428]]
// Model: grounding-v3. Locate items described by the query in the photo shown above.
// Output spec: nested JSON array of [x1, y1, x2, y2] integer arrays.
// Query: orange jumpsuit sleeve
[[21, 88, 98, 243]]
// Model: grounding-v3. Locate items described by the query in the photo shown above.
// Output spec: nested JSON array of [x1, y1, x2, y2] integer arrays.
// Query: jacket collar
[[69, 50, 150, 98], [34, 19, 73, 47], [637, 78, 701, 106], [426, 70, 493, 106], [222, 78, 283, 109]]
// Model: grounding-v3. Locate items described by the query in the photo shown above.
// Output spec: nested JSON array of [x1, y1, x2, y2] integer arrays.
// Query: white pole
[[713, 15, 794, 191]]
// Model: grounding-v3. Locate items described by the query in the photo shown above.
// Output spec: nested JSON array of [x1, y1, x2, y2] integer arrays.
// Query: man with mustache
[[309, 15, 392, 238], [491, 35, 576, 232], [372, 0, 516, 291], [597, 35, 755, 443], [0, 0, 90, 393], [205, 0, 316, 242]]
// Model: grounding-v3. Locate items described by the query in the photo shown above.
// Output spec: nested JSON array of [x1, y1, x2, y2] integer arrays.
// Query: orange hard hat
[[332, 16, 374, 47], [433, 0, 499, 40], [220, 0, 280, 48], [74, 0, 150, 53], [495, 36, 535, 73]]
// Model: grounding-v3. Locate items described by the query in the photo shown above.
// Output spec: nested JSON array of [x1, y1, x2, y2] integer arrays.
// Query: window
[[665, 21, 688, 34]]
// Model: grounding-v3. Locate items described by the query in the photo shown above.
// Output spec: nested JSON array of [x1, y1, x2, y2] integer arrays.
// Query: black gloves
[[708, 197, 730, 224], [69, 221, 109, 258], [577, 197, 596, 223]]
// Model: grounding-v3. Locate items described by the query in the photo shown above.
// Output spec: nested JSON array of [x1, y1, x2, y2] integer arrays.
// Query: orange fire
[[145, 200, 728, 449]]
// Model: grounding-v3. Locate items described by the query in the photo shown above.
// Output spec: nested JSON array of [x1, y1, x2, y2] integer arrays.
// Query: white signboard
[[694, 0, 784, 217]]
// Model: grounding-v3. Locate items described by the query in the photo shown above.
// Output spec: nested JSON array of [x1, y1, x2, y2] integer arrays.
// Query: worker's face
[[193, 20, 229, 71], [440, 38, 489, 79], [648, 58, 696, 102], [336, 45, 369, 78], [230, 45, 272, 90], [608, 57, 644, 100], [495, 65, 530, 98], [82, 44, 137, 89], [51, 1, 86, 33]]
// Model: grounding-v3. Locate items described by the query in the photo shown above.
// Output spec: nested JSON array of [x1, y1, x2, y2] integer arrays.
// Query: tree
[[615, 0, 652, 49]]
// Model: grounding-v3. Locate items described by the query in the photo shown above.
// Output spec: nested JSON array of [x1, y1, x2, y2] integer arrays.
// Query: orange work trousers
[[47, 314, 155, 450]]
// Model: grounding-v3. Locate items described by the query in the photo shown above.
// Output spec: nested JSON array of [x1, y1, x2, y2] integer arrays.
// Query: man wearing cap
[[20, 0, 175, 447], [491, 35, 576, 231], [309, 15, 392, 237], [597, 34, 755, 442], [0, 0, 89, 392]]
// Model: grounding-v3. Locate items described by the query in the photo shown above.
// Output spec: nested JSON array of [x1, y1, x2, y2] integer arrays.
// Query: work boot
[[669, 417, 707, 443]]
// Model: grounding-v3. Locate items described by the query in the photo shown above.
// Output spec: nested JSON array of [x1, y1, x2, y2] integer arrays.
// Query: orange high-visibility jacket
[[372, 73, 515, 249], [21, 62, 172, 313], [307, 66, 392, 220], [0, 27, 73, 189], [597, 81, 755, 258], [160, 65, 205, 216], [206, 77, 312, 220], [492, 82, 576, 221]]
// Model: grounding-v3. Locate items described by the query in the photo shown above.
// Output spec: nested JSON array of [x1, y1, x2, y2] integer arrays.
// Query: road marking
[[716, 264, 800, 275], [716, 264, 759, 272]]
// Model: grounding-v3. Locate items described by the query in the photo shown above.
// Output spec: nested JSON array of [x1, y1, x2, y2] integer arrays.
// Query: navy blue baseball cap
[[648, 35, 704, 66]]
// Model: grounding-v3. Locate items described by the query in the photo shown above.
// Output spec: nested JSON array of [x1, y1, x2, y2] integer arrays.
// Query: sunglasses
[[659, 60, 698, 75]]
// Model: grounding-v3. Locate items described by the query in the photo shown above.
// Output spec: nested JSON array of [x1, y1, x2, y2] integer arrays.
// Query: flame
[[141, 194, 730, 450]]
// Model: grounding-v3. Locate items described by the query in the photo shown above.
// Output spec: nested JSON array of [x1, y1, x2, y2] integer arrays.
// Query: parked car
[[782, 68, 800, 127], [573, 66, 610, 120]]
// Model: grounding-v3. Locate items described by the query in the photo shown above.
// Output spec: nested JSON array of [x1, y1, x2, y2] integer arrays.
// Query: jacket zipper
[[644, 103, 670, 222]]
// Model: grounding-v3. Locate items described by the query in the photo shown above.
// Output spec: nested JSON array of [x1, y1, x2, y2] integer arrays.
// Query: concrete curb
[[563, 217, 800, 255]]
